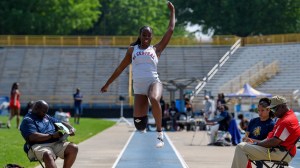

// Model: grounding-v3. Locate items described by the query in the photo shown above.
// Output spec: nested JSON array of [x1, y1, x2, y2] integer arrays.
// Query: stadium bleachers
[[193, 44, 300, 111], [1, 44, 299, 112], [159, 46, 230, 102], [0, 46, 229, 107]]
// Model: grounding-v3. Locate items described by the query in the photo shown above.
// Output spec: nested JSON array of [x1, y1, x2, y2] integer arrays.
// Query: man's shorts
[[74, 105, 82, 115], [28, 141, 70, 161], [133, 77, 161, 95]]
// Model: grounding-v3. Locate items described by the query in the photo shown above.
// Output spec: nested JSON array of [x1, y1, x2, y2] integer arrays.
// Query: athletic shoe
[[7, 122, 11, 129], [156, 131, 164, 148]]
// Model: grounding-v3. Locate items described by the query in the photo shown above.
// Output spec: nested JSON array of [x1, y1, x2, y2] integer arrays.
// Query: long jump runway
[[113, 131, 188, 168]]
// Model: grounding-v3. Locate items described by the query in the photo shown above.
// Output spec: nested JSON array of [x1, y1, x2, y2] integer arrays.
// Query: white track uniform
[[132, 45, 161, 95]]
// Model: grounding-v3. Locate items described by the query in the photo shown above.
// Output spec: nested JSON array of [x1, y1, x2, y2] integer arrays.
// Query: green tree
[[174, 0, 300, 37], [0, 0, 100, 35], [85, 0, 185, 36]]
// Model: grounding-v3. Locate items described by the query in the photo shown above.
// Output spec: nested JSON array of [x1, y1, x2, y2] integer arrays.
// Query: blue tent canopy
[[225, 83, 272, 98], [0, 96, 9, 115]]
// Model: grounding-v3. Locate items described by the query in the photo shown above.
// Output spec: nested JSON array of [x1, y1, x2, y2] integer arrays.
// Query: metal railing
[[243, 33, 300, 45], [21, 95, 126, 107], [1, 33, 300, 47], [190, 38, 242, 100], [219, 60, 279, 93]]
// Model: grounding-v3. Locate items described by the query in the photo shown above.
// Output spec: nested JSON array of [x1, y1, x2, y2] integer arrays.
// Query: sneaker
[[7, 122, 11, 129], [156, 131, 164, 148]]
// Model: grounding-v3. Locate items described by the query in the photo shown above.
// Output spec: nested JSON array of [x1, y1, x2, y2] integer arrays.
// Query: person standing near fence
[[7, 82, 21, 129], [100, 1, 175, 148], [73, 88, 83, 125]]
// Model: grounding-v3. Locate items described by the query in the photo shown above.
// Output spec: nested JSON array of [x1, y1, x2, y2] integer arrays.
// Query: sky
[[185, 23, 213, 42]]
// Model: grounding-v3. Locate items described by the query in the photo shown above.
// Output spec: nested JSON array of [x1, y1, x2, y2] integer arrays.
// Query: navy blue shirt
[[73, 92, 83, 106], [20, 113, 60, 144], [247, 117, 275, 140], [218, 111, 231, 131]]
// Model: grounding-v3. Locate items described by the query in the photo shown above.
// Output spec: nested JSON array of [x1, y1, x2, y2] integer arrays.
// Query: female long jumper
[[101, 1, 175, 148]]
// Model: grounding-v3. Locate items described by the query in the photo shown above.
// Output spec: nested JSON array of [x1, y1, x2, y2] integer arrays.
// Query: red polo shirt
[[267, 109, 300, 156]]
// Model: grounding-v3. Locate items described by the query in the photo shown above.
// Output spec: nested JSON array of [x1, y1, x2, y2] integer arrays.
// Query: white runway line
[[112, 130, 135, 168], [165, 132, 189, 168], [112, 130, 189, 168]]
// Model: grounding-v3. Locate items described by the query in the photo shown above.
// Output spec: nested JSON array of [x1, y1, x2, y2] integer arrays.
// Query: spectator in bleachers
[[100, 1, 175, 148], [7, 82, 21, 129], [73, 88, 83, 125]]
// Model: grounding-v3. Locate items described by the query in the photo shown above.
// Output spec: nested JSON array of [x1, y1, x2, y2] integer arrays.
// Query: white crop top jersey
[[132, 45, 159, 80]]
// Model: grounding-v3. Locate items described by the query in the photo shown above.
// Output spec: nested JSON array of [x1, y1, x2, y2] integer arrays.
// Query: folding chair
[[251, 137, 299, 168], [24, 143, 45, 168]]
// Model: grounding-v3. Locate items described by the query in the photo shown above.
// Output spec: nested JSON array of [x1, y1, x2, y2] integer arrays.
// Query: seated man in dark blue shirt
[[206, 105, 232, 145], [20, 100, 78, 168]]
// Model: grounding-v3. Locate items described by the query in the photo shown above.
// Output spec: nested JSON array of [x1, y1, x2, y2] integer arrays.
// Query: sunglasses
[[270, 105, 280, 112]]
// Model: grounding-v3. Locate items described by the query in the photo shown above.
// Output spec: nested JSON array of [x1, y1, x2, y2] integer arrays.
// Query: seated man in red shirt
[[231, 95, 300, 168]]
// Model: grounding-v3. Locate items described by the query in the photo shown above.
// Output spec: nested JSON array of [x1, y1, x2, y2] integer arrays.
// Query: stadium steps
[[0, 48, 25, 95], [192, 44, 300, 111]]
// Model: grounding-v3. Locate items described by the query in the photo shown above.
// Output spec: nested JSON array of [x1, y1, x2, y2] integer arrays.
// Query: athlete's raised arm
[[154, 1, 175, 57]]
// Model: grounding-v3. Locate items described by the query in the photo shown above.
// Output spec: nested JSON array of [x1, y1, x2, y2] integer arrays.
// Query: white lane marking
[[112, 130, 135, 168], [165, 133, 189, 168], [113, 130, 189, 168]]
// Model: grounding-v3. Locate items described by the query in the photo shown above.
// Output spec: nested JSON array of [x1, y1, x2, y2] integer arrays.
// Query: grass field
[[0, 115, 115, 168]]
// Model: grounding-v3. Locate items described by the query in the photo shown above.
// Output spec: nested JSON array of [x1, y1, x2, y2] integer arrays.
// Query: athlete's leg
[[16, 108, 20, 129], [134, 94, 149, 117], [74, 107, 79, 124], [133, 94, 149, 130], [148, 82, 165, 147], [7, 108, 16, 128], [148, 82, 163, 132], [77, 106, 82, 124]]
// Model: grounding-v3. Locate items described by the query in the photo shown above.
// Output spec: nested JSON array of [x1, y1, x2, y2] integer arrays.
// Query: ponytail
[[130, 38, 141, 46]]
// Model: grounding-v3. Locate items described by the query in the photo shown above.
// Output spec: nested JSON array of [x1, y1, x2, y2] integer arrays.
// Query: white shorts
[[133, 77, 161, 95]]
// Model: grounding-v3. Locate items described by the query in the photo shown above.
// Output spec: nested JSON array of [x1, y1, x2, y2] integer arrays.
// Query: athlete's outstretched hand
[[167, 1, 174, 11], [100, 84, 109, 93]]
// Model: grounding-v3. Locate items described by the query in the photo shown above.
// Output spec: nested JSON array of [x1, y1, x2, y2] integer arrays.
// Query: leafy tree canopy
[[0, 0, 100, 35], [174, 0, 300, 37], [84, 0, 186, 36]]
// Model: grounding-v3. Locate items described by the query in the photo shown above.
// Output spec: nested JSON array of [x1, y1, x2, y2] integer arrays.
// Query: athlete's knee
[[133, 116, 148, 131], [148, 96, 160, 103]]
